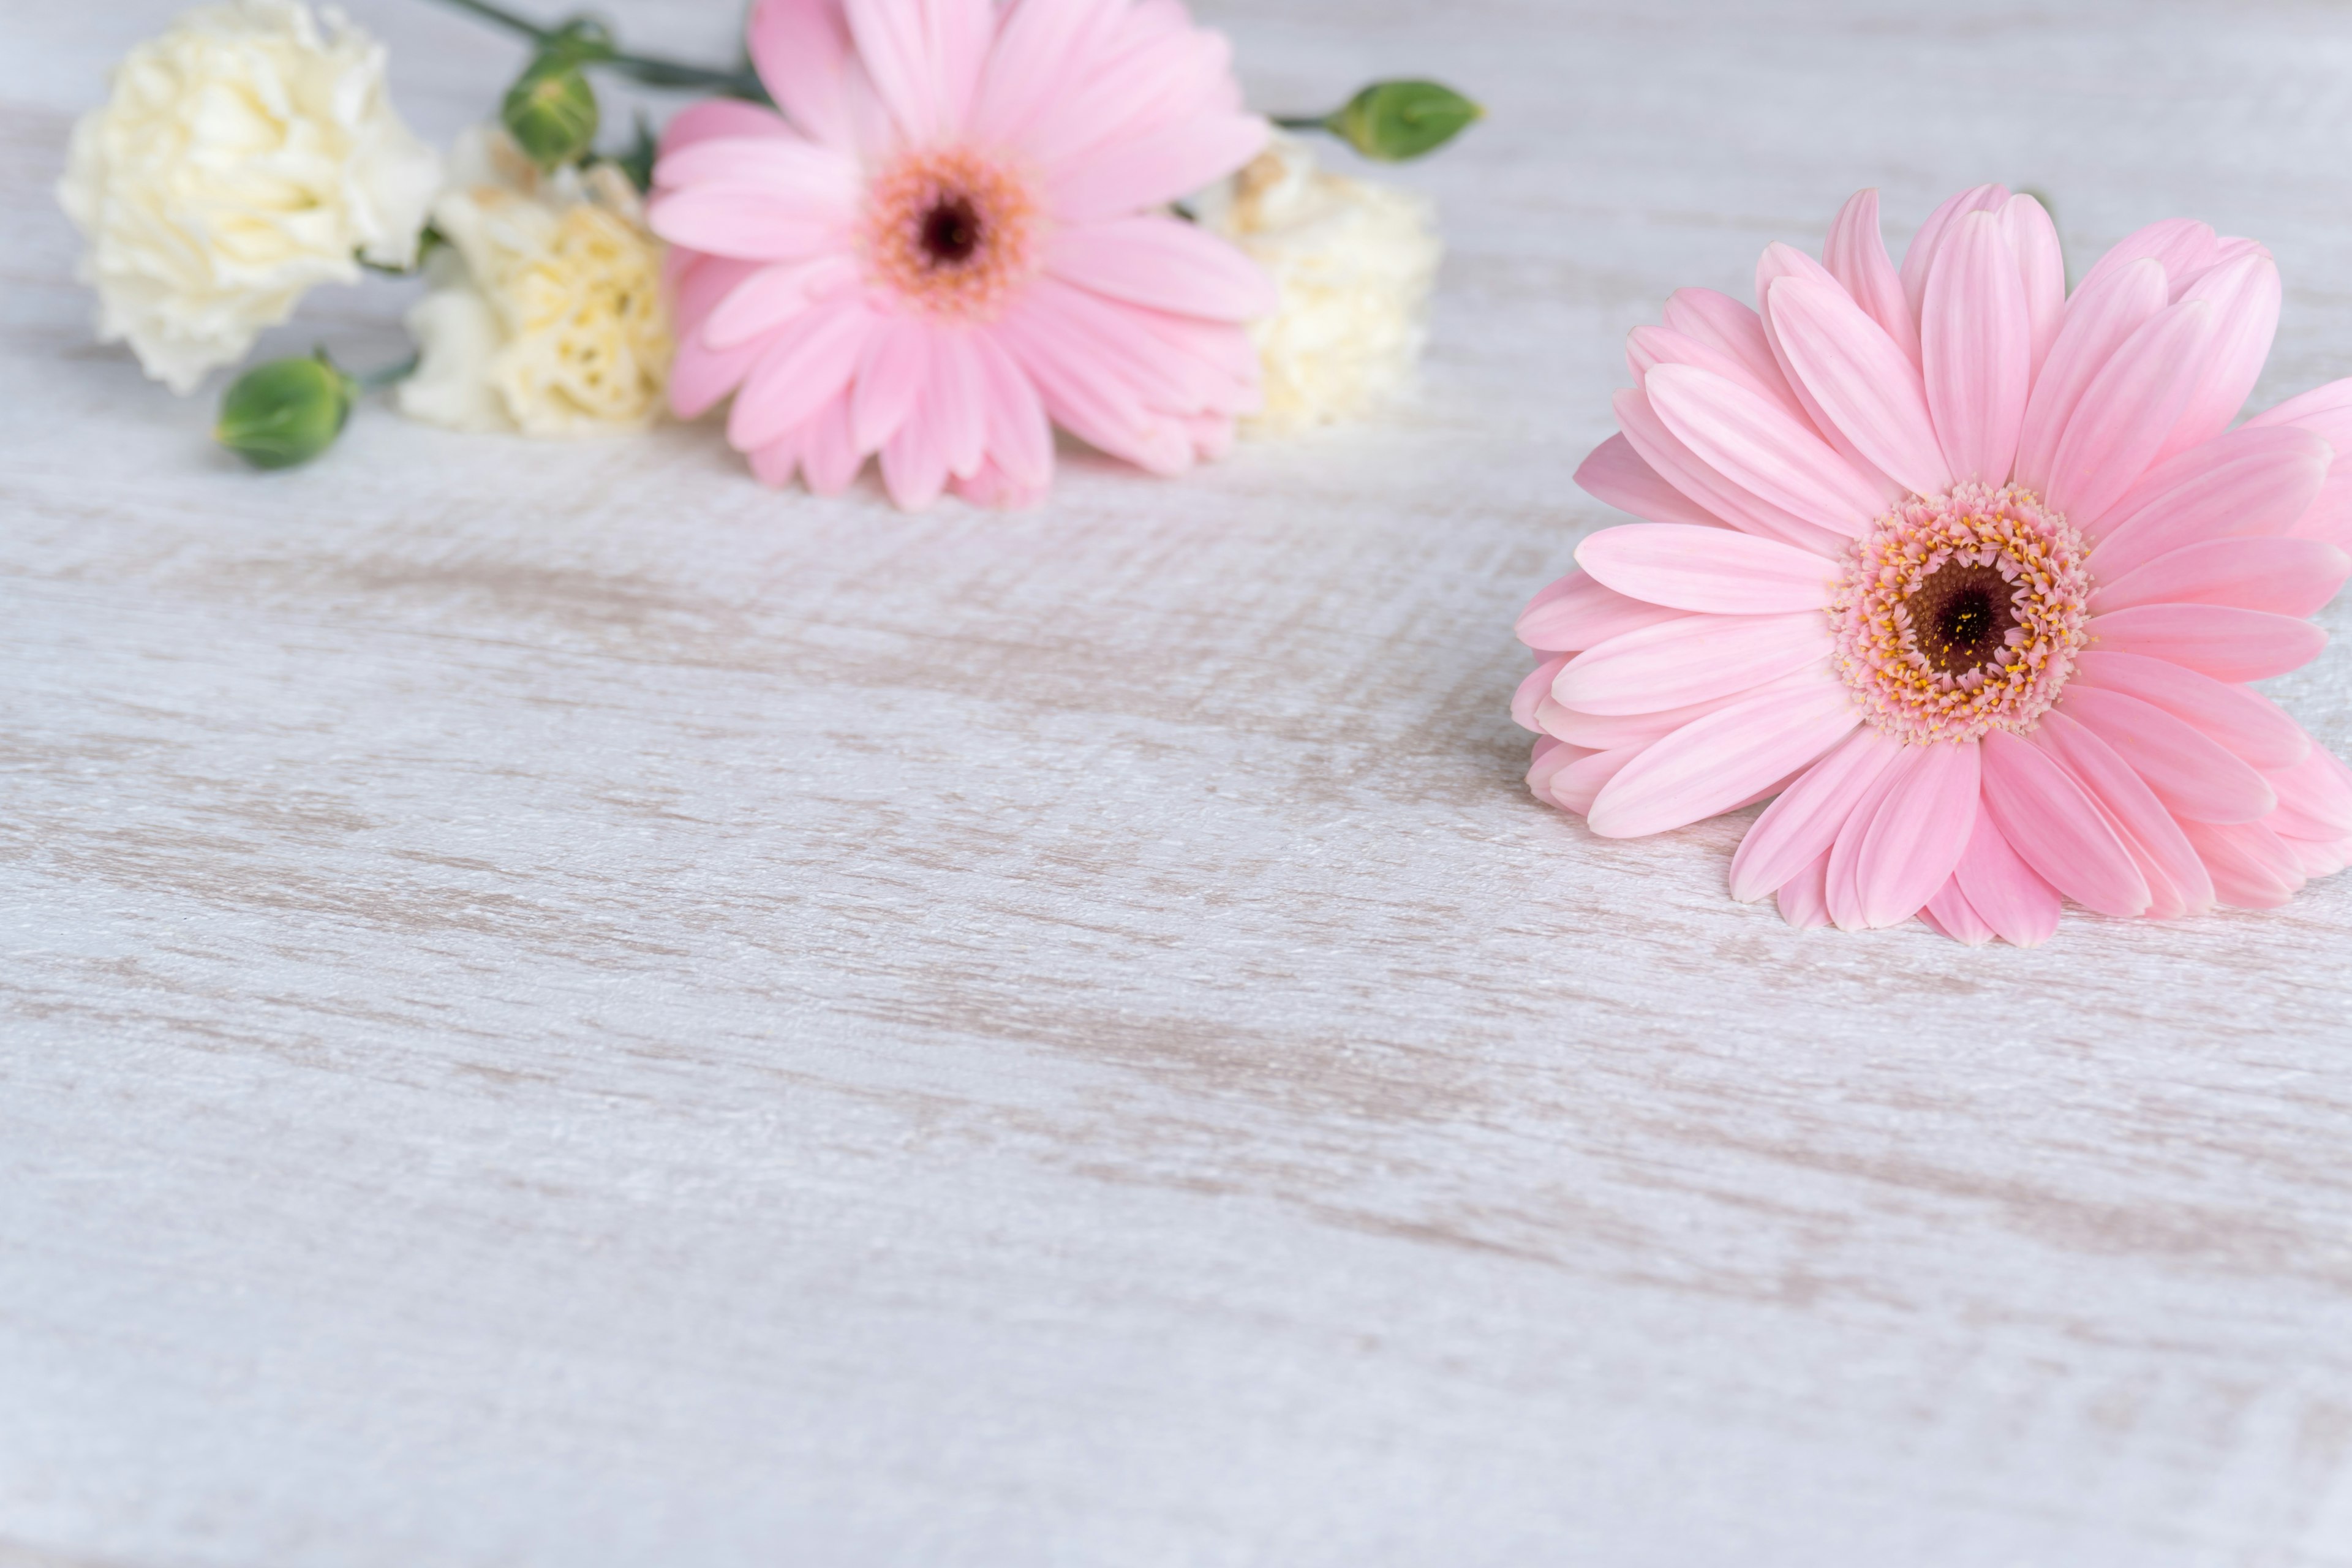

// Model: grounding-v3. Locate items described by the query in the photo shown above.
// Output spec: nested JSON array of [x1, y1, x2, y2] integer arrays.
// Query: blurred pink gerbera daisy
[[1517, 185, 2352, 944], [647, 0, 1276, 510]]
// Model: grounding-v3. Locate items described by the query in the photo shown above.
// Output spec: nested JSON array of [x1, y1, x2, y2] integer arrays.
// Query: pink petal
[[1978, 728, 2150, 917], [2011, 258, 2168, 497], [655, 135, 861, 207], [1551, 747, 1639, 816], [2277, 834, 2350, 879], [1921, 876, 1998, 945], [656, 99, 795, 162], [2043, 299, 2215, 528], [1899, 184, 2010, 322], [1575, 522, 1839, 614], [850, 315, 932, 453], [2266, 744, 2352, 841], [1612, 388, 1843, 552], [1515, 569, 1683, 652], [703, 255, 861, 351], [1586, 676, 1859, 839], [1048, 215, 1276, 322], [2286, 462, 2352, 552], [2083, 603, 2326, 684], [1574, 432, 1725, 529], [1644, 363, 1888, 537], [1528, 736, 1594, 802], [2245, 375, 2352, 448], [970, 0, 1106, 147], [745, 0, 862, 149], [1821, 188, 1917, 366], [2031, 712, 2213, 919], [842, 0, 943, 143], [2084, 423, 2332, 579], [2059, 684, 2275, 824], [880, 388, 952, 509], [2180, 818, 2304, 909], [2076, 217, 2220, 300], [1754, 243, 1907, 500], [1765, 274, 1950, 497], [1553, 612, 1833, 716], [2092, 537, 2350, 619], [1538, 690, 1747, 753], [669, 334, 765, 421], [1951, 811, 2062, 947], [1047, 112, 1268, 225], [1854, 738, 1982, 928], [726, 299, 873, 451], [928, 327, 989, 479], [1628, 325, 1808, 426], [1660, 288, 1800, 409], [2157, 252, 2281, 464], [2069, 649, 2310, 771], [1728, 725, 1904, 902], [1920, 210, 2032, 485], [1512, 654, 1572, 733], [799, 396, 864, 494], [967, 327, 1055, 491], [2001, 192, 2066, 383], [1025, 16, 1234, 176], [747, 426, 802, 488], [1823, 743, 1918, 930], [1777, 849, 1835, 930], [648, 187, 846, 263]]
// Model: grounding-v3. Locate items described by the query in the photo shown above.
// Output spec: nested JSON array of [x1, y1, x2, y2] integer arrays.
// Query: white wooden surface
[[6, 1, 2352, 1563]]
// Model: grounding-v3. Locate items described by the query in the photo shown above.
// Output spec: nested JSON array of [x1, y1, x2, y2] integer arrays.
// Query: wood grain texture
[[4, 1, 2352, 1564]]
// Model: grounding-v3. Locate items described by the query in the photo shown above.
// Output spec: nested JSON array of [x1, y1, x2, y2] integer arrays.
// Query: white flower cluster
[[56, 0, 439, 393], [1197, 133, 1444, 434], [398, 128, 672, 437]]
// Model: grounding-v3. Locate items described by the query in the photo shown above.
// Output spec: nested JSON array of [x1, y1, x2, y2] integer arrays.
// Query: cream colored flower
[[397, 129, 672, 438], [1196, 133, 1442, 434], [56, 0, 439, 394]]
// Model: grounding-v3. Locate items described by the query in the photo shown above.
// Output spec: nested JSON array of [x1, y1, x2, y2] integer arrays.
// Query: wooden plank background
[[4, 1, 2351, 1562]]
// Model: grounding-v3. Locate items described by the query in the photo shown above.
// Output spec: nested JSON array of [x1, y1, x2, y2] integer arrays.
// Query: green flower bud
[[503, 58, 600, 168], [1328, 80, 1483, 162], [214, 352, 356, 470]]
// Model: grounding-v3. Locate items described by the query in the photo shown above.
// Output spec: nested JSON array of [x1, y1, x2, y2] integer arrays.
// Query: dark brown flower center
[[920, 197, 982, 267], [1907, 559, 2019, 675]]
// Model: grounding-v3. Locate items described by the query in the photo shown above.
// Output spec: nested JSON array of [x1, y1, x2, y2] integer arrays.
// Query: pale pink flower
[[1518, 186, 2352, 944], [647, 0, 1276, 510]]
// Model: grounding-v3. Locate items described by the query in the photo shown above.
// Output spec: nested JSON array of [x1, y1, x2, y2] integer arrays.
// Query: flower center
[[1830, 481, 2091, 745], [862, 148, 1042, 323]]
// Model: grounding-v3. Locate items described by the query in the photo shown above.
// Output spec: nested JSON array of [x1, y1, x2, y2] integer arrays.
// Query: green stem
[[430, 0, 551, 43], [423, 0, 771, 99], [356, 354, 421, 394], [1272, 114, 1332, 132]]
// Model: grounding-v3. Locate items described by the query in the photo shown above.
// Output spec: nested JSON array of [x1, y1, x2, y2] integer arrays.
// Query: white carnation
[[397, 128, 672, 438], [1197, 132, 1442, 434], [55, 0, 439, 394]]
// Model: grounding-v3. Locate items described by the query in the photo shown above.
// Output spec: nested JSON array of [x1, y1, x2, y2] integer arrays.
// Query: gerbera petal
[[2032, 712, 2214, 919], [2266, 745, 2352, 842], [656, 99, 795, 162], [1527, 736, 1593, 802], [1628, 326, 1809, 426], [748, 426, 803, 488], [1950, 810, 2062, 948], [2244, 375, 2352, 447], [669, 334, 766, 421], [1754, 243, 1907, 500], [967, 326, 1054, 490], [655, 136, 862, 209], [1855, 738, 1982, 929], [1978, 728, 2150, 917], [969, 0, 1106, 146], [1898, 183, 2009, 320], [1728, 725, 1903, 903], [2043, 298, 2214, 527], [1921, 876, 1999, 945], [2157, 252, 2281, 464], [1537, 688, 1755, 753], [1575, 433, 1725, 529], [648, 185, 846, 263], [1765, 274, 1950, 497], [1660, 288, 1800, 409], [1551, 747, 1639, 816], [799, 396, 863, 494], [1553, 612, 1833, 716], [1575, 523, 1841, 613], [2059, 685, 2276, 824], [929, 327, 989, 479], [1512, 654, 1572, 733], [850, 315, 932, 453], [746, 0, 861, 149], [2092, 537, 2350, 618], [1821, 188, 1917, 366], [2000, 192, 2066, 382], [843, 0, 946, 144], [703, 255, 861, 351], [1824, 743, 1919, 930], [2084, 424, 2331, 579], [1643, 363, 1889, 537], [2076, 217, 2220, 300], [2180, 818, 2304, 909], [2069, 650, 2310, 771], [1921, 210, 2032, 486], [1047, 214, 1276, 321], [2011, 258, 2168, 497], [1612, 388, 1842, 551], [1586, 675, 1859, 839], [2083, 603, 2326, 684], [880, 390, 952, 509], [1777, 849, 1835, 930], [726, 298, 873, 451], [1046, 112, 1267, 225], [1515, 568, 1684, 652]]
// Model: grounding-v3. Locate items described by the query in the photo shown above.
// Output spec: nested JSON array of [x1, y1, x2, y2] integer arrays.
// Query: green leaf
[[1329, 80, 1483, 162]]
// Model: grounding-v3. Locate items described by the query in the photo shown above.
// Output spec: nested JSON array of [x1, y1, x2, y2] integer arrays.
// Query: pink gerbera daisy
[[1517, 186, 2352, 944], [647, 0, 1277, 510]]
